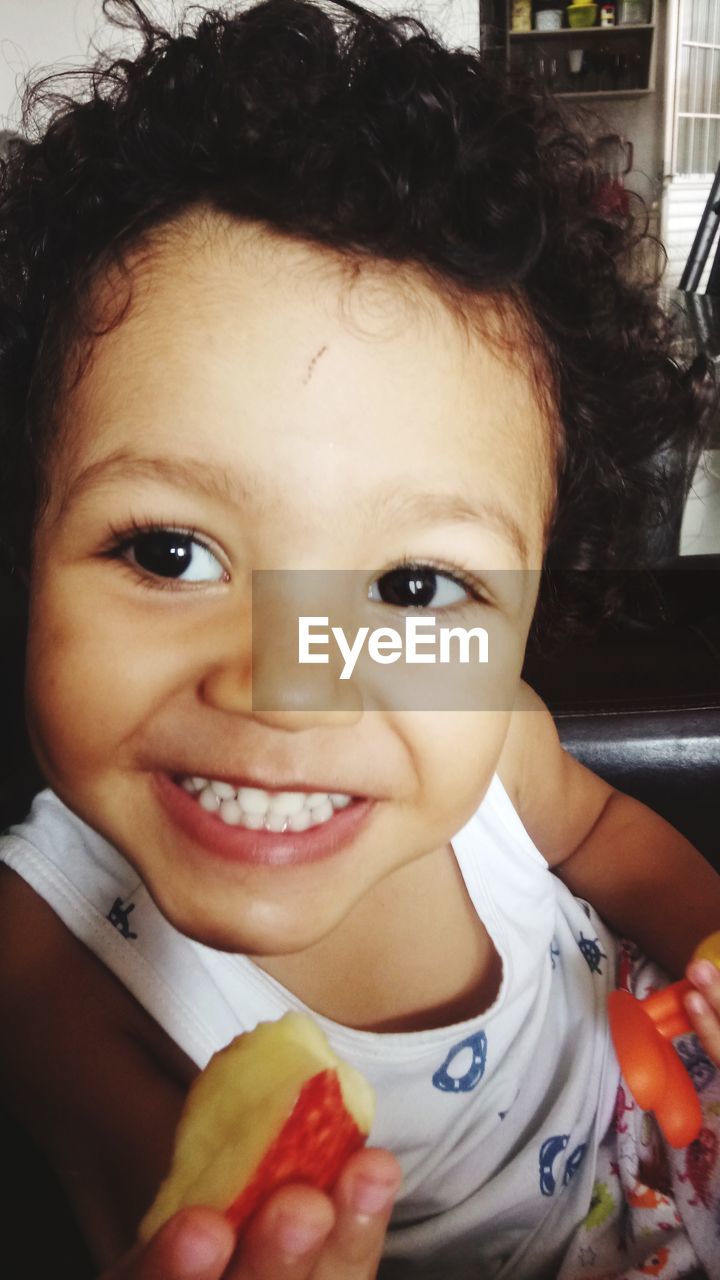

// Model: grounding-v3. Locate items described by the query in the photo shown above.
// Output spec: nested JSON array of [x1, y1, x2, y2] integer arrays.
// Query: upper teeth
[[181, 777, 352, 832]]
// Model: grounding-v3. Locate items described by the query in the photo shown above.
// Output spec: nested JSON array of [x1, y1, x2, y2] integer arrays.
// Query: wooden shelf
[[558, 88, 652, 99], [503, 0, 657, 96], [510, 26, 654, 39]]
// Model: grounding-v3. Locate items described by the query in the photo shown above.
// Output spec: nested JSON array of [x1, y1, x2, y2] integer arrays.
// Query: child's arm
[[0, 866, 192, 1264], [500, 685, 720, 1058], [0, 867, 400, 1279]]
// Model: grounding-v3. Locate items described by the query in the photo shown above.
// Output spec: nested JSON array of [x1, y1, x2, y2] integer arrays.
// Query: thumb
[[103, 1207, 236, 1280]]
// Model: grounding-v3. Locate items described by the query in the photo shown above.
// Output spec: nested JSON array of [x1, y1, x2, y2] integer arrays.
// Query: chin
[[142, 881, 331, 957]]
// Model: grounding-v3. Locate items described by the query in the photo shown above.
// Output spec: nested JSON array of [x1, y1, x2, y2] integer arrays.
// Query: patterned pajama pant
[[558, 943, 720, 1280]]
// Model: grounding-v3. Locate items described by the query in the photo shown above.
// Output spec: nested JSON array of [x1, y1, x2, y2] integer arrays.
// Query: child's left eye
[[369, 565, 474, 609], [108, 528, 227, 585]]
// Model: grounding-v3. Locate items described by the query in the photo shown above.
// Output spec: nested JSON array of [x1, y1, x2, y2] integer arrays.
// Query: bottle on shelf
[[510, 0, 532, 32]]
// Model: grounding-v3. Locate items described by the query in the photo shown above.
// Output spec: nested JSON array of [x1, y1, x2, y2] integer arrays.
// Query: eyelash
[[100, 520, 491, 608], [100, 518, 227, 592], [374, 558, 491, 610]]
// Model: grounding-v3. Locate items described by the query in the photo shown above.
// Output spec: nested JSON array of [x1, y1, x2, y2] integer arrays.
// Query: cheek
[[24, 579, 169, 780], [405, 710, 512, 819], [25, 623, 117, 783], [394, 622, 528, 822]]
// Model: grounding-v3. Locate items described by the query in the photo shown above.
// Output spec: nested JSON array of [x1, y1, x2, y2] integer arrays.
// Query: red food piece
[[225, 1068, 365, 1230], [139, 1012, 376, 1243]]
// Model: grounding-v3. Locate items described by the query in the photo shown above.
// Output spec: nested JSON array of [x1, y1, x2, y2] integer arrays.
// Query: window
[[674, 0, 720, 176], [662, 0, 720, 286]]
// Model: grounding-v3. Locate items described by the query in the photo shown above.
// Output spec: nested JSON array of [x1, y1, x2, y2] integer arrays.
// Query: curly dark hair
[[0, 0, 711, 625]]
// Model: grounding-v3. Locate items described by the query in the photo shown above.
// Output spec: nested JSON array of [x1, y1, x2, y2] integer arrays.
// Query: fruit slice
[[139, 1012, 375, 1241]]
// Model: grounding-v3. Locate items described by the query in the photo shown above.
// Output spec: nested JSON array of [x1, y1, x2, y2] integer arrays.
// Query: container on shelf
[[567, 2, 599, 26], [535, 8, 564, 30], [510, 0, 532, 31], [617, 0, 650, 22], [600, 3, 616, 24]]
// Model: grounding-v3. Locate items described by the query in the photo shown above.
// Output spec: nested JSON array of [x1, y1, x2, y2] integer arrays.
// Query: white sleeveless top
[[0, 778, 620, 1279]]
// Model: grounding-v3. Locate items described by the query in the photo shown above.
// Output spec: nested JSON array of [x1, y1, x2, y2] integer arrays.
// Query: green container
[[567, 3, 598, 26]]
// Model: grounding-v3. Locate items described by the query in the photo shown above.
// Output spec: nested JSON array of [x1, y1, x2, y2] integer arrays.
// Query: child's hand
[[685, 959, 720, 1067], [104, 1147, 402, 1280]]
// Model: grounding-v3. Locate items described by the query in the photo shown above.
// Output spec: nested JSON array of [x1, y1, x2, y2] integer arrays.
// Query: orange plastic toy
[[608, 931, 720, 1149]]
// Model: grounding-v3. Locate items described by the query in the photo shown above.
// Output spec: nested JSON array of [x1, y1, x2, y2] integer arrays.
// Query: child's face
[[26, 216, 552, 955]]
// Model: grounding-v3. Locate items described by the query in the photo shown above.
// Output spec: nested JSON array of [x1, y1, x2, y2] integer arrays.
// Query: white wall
[[0, 0, 479, 130], [364, 1, 479, 48], [0, 1, 183, 128]]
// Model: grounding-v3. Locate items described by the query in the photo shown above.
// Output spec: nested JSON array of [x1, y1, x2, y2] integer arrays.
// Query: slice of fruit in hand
[[139, 1011, 376, 1241]]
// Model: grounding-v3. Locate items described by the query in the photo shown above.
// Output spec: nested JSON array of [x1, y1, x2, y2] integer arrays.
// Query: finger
[[687, 959, 720, 1012], [312, 1148, 402, 1280], [686, 960, 720, 1067], [103, 1207, 236, 1280], [230, 1183, 335, 1279]]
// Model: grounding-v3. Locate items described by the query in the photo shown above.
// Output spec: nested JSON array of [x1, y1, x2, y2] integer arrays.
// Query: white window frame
[[660, 0, 720, 284]]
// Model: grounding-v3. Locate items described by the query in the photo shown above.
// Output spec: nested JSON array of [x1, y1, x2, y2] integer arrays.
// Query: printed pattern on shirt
[[432, 1031, 488, 1093]]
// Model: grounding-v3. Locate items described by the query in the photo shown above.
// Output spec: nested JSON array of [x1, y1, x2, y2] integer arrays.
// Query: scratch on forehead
[[303, 343, 328, 385]]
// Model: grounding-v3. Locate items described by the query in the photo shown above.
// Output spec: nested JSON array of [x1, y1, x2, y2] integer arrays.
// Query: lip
[[154, 772, 374, 868]]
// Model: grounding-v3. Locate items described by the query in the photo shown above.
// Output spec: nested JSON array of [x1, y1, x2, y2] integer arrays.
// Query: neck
[[253, 842, 501, 1033]]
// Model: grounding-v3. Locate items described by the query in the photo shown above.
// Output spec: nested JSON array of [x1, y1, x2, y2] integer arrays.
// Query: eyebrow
[[374, 490, 529, 564], [61, 448, 529, 563], [59, 449, 255, 517]]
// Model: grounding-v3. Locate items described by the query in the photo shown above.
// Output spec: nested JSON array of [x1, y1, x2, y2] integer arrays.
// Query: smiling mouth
[[176, 776, 354, 833]]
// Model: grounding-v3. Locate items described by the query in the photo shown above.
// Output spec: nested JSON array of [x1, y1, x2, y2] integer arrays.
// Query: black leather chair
[[1, 557, 719, 1275], [524, 556, 720, 869]]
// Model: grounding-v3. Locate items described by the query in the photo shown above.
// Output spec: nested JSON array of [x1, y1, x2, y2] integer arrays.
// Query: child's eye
[[107, 526, 227, 585], [369, 565, 477, 609]]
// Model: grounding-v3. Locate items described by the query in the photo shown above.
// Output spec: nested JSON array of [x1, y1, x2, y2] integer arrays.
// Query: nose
[[251, 679, 364, 731], [199, 595, 364, 730], [201, 659, 363, 728]]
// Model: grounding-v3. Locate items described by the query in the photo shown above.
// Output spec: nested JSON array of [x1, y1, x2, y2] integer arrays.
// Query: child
[[1, 2, 719, 1277]]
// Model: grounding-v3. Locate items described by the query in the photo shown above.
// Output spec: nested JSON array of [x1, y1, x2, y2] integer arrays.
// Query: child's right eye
[[105, 524, 228, 587]]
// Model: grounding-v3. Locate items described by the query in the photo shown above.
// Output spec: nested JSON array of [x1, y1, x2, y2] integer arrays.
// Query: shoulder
[[0, 865, 195, 1264], [0, 863, 163, 1045], [0, 861, 93, 1016], [497, 682, 614, 865], [496, 681, 562, 811]]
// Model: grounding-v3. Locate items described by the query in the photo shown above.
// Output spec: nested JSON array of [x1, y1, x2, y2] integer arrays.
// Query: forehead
[[52, 215, 556, 558]]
